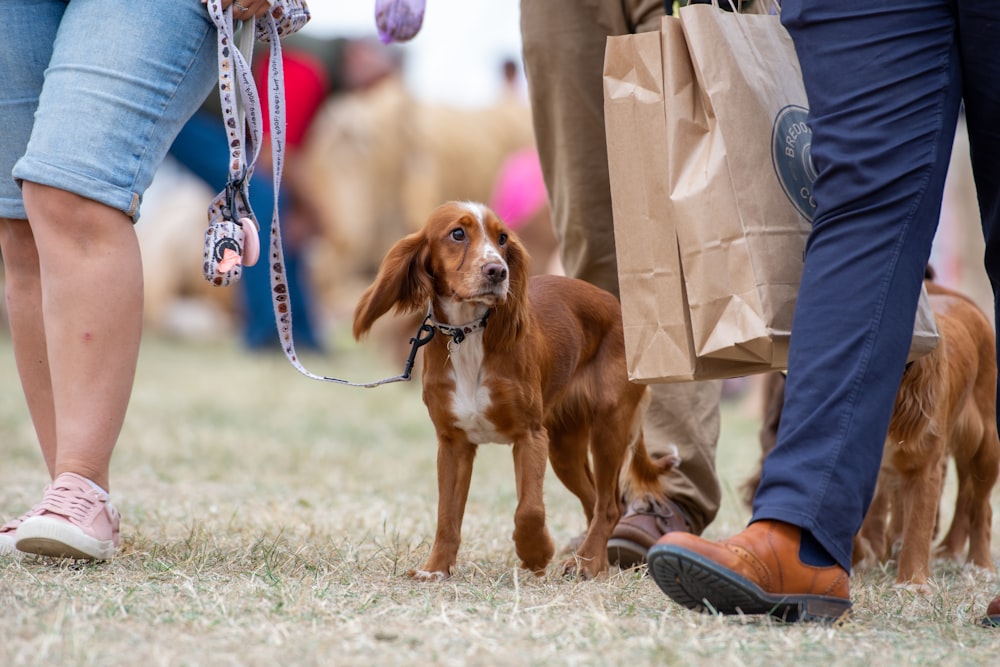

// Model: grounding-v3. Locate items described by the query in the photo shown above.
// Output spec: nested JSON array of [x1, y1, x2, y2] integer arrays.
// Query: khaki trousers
[[521, 0, 734, 533]]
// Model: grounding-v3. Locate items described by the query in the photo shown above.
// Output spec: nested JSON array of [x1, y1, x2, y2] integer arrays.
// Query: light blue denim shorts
[[0, 0, 219, 222]]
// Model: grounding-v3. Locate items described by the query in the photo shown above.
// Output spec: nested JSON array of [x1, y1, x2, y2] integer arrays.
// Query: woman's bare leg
[[0, 216, 57, 478], [19, 181, 144, 493]]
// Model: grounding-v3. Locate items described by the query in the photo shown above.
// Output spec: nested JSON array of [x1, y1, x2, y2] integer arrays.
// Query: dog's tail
[[623, 436, 680, 503], [622, 389, 679, 502]]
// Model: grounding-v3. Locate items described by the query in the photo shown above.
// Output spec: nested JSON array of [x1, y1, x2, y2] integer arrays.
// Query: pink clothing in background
[[491, 148, 548, 230]]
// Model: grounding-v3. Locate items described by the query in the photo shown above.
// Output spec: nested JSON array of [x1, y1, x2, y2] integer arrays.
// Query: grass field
[[1, 327, 999, 666]]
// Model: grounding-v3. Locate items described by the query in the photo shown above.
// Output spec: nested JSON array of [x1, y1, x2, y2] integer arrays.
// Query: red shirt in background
[[255, 50, 330, 149]]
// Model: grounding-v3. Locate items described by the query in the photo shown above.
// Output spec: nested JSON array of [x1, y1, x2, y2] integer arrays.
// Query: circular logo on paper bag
[[771, 105, 816, 222]]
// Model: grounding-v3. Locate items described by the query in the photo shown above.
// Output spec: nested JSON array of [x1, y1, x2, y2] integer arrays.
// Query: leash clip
[[400, 314, 436, 380]]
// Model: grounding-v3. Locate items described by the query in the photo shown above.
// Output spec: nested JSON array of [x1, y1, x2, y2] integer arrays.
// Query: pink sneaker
[[16, 473, 120, 561]]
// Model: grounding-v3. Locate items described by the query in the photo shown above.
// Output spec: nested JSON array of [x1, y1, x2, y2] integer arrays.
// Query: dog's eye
[[498, 233, 508, 246], [450, 228, 466, 242]]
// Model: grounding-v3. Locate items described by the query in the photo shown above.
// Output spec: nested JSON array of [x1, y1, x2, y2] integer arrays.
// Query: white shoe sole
[[15, 516, 115, 561], [0, 533, 23, 559]]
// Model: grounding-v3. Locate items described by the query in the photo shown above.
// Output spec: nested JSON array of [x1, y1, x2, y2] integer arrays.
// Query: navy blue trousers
[[169, 110, 322, 351], [754, 0, 1000, 570]]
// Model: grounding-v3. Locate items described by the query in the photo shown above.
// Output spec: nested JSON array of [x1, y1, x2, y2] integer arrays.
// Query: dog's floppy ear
[[353, 231, 434, 340], [485, 230, 531, 347], [505, 229, 530, 293]]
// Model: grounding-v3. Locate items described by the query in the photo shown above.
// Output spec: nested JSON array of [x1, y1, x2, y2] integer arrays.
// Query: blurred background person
[[168, 38, 333, 352]]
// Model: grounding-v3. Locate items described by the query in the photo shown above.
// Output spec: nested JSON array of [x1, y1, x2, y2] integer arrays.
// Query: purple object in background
[[375, 0, 426, 44]]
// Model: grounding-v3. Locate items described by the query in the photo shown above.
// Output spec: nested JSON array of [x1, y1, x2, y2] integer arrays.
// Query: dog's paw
[[559, 555, 607, 581], [518, 560, 551, 578], [961, 561, 998, 581], [518, 549, 553, 577], [408, 568, 449, 582], [514, 531, 555, 576], [892, 580, 933, 595]]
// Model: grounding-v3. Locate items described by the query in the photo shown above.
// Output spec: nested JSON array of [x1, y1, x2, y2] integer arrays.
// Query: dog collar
[[428, 309, 490, 346]]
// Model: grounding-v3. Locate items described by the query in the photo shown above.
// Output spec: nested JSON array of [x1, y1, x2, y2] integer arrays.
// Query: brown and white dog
[[853, 280, 999, 587], [353, 201, 673, 580], [748, 278, 1000, 588]]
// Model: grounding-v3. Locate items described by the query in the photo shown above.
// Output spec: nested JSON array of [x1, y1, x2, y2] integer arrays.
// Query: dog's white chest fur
[[448, 337, 508, 445]]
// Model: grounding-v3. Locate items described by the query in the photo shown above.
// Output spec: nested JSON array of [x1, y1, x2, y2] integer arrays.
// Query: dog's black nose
[[483, 262, 508, 283]]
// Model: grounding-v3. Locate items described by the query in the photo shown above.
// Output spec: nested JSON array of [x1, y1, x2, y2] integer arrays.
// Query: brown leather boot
[[647, 520, 851, 623], [607, 497, 691, 568]]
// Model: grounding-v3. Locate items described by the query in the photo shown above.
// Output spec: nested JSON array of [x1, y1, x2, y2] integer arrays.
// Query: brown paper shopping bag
[[604, 7, 938, 383], [604, 30, 697, 382], [671, 5, 814, 367], [605, 20, 777, 382]]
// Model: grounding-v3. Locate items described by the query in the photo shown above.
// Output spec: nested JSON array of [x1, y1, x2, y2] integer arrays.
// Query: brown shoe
[[646, 520, 851, 623], [607, 497, 690, 568], [981, 594, 1000, 627]]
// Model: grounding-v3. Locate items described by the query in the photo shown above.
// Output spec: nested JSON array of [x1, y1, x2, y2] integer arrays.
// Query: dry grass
[[1, 327, 999, 666]]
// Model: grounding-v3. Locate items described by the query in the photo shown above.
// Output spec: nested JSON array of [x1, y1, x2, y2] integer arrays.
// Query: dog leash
[[203, 4, 439, 387]]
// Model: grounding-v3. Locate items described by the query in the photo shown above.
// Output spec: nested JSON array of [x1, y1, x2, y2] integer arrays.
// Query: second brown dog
[[854, 280, 999, 586], [748, 279, 999, 587]]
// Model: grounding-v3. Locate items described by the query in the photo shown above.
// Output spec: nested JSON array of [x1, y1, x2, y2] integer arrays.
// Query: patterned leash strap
[[203, 2, 264, 287], [205, 2, 432, 387]]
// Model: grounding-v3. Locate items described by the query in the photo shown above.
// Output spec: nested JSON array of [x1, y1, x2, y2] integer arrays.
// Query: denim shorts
[[0, 0, 219, 221]]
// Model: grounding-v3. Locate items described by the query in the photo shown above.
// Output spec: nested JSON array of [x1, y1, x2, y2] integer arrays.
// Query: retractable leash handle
[[203, 4, 263, 286], [204, 3, 430, 387]]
